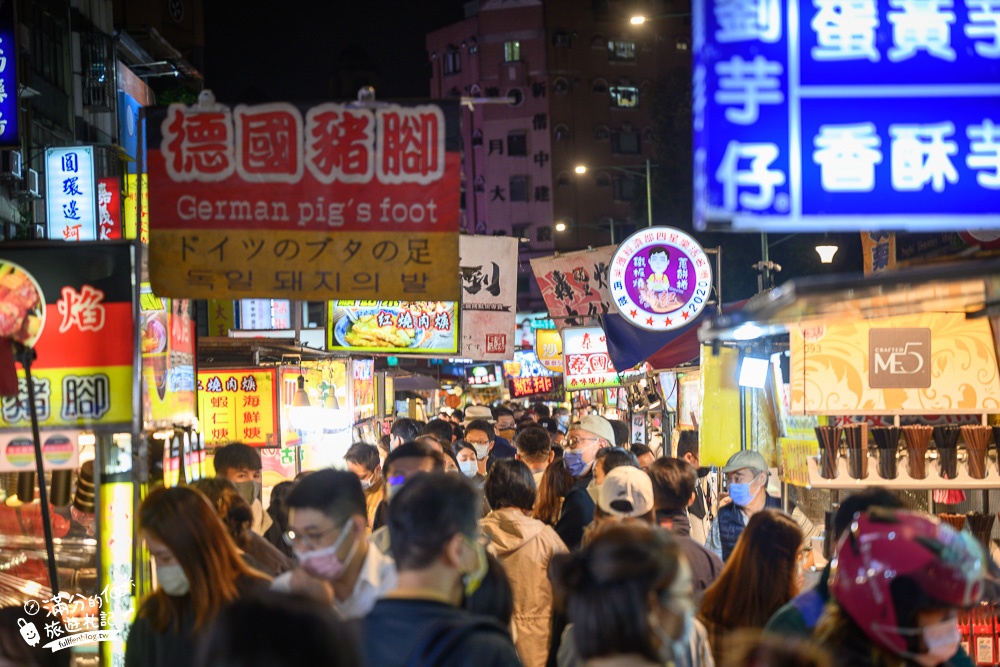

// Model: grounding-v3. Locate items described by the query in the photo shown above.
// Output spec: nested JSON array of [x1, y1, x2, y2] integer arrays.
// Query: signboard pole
[[15, 344, 59, 596]]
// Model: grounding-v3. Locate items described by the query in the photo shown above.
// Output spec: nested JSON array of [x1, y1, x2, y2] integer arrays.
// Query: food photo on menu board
[[328, 301, 460, 354]]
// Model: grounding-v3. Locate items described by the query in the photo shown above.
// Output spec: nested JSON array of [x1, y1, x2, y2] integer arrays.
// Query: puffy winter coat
[[481, 506, 569, 667]]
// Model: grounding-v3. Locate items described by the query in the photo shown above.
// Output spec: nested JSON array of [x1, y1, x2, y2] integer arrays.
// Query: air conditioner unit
[[0, 151, 21, 180], [17, 169, 40, 199]]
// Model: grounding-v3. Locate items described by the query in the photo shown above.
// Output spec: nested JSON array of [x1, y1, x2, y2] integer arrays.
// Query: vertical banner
[[0, 0, 18, 148], [699, 345, 740, 468], [146, 98, 461, 301], [530, 246, 615, 330], [45, 147, 98, 242], [861, 232, 896, 275], [97, 177, 122, 240], [459, 235, 517, 360]]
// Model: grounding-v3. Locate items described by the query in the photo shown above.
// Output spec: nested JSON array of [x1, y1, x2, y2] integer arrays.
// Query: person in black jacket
[[362, 473, 521, 667], [647, 458, 723, 601], [554, 415, 615, 551]]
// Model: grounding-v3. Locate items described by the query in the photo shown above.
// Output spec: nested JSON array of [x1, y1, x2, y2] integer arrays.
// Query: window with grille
[[607, 40, 636, 62], [508, 131, 528, 156], [610, 85, 639, 108]]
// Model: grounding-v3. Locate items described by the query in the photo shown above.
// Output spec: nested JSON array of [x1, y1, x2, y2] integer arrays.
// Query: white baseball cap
[[599, 466, 655, 518], [463, 405, 495, 425]]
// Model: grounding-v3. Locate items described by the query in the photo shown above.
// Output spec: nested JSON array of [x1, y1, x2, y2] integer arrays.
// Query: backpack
[[405, 616, 511, 667]]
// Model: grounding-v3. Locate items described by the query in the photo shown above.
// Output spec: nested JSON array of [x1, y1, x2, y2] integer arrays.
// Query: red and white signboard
[[530, 246, 615, 331], [146, 96, 461, 301], [562, 326, 646, 390], [97, 177, 122, 240]]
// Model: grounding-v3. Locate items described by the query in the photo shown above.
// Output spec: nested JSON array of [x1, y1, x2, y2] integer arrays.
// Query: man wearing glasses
[[273, 469, 397, 619], [555, 415, 615, 550]]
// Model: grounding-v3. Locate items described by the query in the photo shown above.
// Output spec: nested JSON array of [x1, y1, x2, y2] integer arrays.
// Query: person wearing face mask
[[272, 469, 398, 619], [815, 509, 986, 667], [706, 450, 820, 562], [370, 441, 446, 554], [213, 442, 270, 536], [481, 460, 568, 667], [465, 416, 516, 474], [492, 407, 520, 447], [125, 487, 270, 667], [553, 523, 713, 667], [362, 473, 521, 667], [344, 442, 384, 532], [514, 426, 554, 488], [456, 441, 485, 482], [556, 415, 615, 551]]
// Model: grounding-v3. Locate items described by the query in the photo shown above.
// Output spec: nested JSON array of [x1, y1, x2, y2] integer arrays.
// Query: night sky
[[202, 1, 470, 103]]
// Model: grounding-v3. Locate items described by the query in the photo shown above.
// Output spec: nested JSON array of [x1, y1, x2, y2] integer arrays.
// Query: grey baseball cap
[[721, 450, 768, 474]]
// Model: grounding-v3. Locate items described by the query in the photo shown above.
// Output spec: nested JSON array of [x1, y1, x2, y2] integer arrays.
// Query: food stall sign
[[352, 359, 376, 421], [693, 0, 1000, 232], [789, 312, 1000, 415], [502, 350, 556, 380], [465, 364, 502, 388], [327, 300, 459, 355], [509, 375, 561, 399], [97, 177, 122, 240], [0, 244, 134, 429], [535, 329, 563, 372], [141, 284, 196, 429], [609, 227, 712, 331], [46, 147, 98, 242], [197, 369, 278, 446], [562, 327, 646, 390], [146, 99, 461, 300]]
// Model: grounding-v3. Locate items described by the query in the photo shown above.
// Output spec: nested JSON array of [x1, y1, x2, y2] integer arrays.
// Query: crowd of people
[[6, 404, 986, 667]]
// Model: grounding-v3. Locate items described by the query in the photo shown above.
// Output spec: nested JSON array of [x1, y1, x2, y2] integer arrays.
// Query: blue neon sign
[[0, 0, 18, 149], [694, 0, 1000, 231]]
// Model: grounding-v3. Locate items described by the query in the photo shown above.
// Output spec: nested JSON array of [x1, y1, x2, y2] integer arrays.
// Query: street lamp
[[815, 244, 839, 263], [555, 219, 620, 244], [573, 160, 657, 227], [629, 12, 692, 24]]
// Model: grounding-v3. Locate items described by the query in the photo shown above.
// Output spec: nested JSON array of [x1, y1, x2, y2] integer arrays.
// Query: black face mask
[[697, 466, 712, 479]]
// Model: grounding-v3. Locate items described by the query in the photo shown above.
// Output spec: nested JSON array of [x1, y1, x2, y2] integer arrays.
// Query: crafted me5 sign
[[694, 0, 1000, 232], [147, 97, 461, 301]]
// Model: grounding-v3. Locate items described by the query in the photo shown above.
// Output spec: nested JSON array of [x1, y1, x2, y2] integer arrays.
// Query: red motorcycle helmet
[[829, 508, 986, 656]]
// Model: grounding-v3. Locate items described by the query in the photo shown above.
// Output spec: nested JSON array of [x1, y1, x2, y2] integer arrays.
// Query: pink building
[[428, 0, 689, 309]]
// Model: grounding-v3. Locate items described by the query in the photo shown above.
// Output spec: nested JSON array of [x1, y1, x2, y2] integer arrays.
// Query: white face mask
[[359, 475, 374, 490], [472, 443, 490, 460], [156, 563, 190, 597], [459, 460, 478, 478], [911, 619, 962, 667]]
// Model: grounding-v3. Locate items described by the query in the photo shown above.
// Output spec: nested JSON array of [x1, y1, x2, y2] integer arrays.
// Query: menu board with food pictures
[[327, 301, 459, 355]]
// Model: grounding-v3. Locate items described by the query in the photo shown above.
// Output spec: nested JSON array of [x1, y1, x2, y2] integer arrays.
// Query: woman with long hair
[[125, 486, 270, 667], [191, 478, 294, 577], [534, 451, 574, 526], [698, 509, 803, 665]]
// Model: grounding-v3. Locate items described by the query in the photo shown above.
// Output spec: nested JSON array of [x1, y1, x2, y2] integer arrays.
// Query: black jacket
[[362, 598, 521, 667], [554, 470, 595, 551], [656, 509, 723, 600]]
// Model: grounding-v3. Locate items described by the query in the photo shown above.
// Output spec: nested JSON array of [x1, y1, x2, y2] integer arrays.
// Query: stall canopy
[[699, 260, 1000, 343], [604, 300, 747, 371]]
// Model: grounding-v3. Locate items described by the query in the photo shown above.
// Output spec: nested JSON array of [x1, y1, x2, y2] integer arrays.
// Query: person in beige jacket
[[481, 459, 569, 667]]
